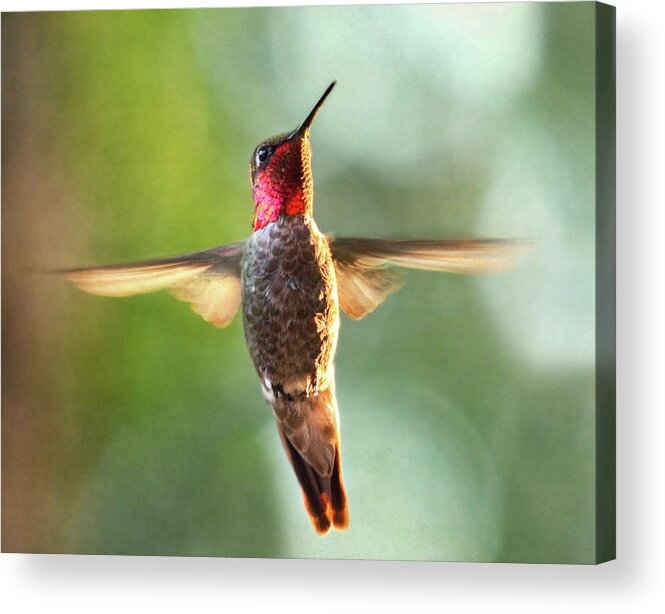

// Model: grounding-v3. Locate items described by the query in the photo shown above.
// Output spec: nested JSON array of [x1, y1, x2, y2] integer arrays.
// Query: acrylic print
[[2, 2, 615, 563]]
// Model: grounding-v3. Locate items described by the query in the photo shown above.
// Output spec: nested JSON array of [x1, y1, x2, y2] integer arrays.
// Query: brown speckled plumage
[[242, 214, 338, 398]]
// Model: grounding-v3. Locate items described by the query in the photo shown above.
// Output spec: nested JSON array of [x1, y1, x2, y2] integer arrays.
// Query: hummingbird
[[63, 81, 529, 535]]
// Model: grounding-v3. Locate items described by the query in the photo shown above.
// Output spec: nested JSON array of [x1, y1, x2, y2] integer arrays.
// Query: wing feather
[[62, 242, 245, 329], [329, 237, 532, 319]]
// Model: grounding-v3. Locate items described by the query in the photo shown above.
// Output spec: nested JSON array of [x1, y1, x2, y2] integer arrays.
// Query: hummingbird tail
[[278, 429, 349, 534], [330, 442, 349, 530]]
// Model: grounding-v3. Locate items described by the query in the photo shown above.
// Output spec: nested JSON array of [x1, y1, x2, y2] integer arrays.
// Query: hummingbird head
[[250, 81, 336, 232]]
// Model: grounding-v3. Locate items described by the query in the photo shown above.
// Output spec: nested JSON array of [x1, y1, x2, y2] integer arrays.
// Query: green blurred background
[[2, 3, 597, 562]]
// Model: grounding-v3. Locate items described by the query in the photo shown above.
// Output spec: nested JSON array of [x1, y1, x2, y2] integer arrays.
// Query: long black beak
[[291, 81, 336, 139]]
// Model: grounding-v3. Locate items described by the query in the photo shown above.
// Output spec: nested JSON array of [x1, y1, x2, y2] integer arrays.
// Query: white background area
[[1, 0, 663, 612]]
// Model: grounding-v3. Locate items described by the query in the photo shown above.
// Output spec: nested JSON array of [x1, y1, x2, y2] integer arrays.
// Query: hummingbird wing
[[328, 237, 532, 320], [61, 242, 245, 328]]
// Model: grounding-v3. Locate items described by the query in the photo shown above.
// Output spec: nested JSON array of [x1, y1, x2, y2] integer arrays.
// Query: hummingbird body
[[63, 82, 530, 535], [242, 214, 347, 532], [243, 214, 338, 399]]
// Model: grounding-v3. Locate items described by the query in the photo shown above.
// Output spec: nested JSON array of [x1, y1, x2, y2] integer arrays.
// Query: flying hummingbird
[[63, 81, 529, 535]]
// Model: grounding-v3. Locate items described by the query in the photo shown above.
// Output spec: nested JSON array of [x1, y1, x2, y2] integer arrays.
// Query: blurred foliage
[[3, 3, 597, 562]]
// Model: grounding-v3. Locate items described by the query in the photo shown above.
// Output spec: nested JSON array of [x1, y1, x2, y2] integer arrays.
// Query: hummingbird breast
[[241, 214, 339, 397]]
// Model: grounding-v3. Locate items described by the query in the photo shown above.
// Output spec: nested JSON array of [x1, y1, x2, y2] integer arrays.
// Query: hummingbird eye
[[256, 147, 270, 164]]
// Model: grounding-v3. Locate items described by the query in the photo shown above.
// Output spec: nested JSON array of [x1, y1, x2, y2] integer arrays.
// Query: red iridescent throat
[[252, 139, 313, 231]]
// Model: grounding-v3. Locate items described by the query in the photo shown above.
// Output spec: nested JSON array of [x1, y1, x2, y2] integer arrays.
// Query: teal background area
[[2, 3, 597, 562]]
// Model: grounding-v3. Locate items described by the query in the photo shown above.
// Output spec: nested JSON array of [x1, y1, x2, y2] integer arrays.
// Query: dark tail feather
[[330, 443, 349, 530], [278, 429, 331, 534], [278, 430, 349, 534]]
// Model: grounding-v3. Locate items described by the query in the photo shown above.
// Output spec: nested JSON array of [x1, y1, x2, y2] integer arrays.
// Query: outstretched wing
[[62, 242, 245, 328], [329, 237, 532, 320]]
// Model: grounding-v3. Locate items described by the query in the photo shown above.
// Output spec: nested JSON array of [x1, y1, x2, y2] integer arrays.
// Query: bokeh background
[[2, 3, 597, 562]]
